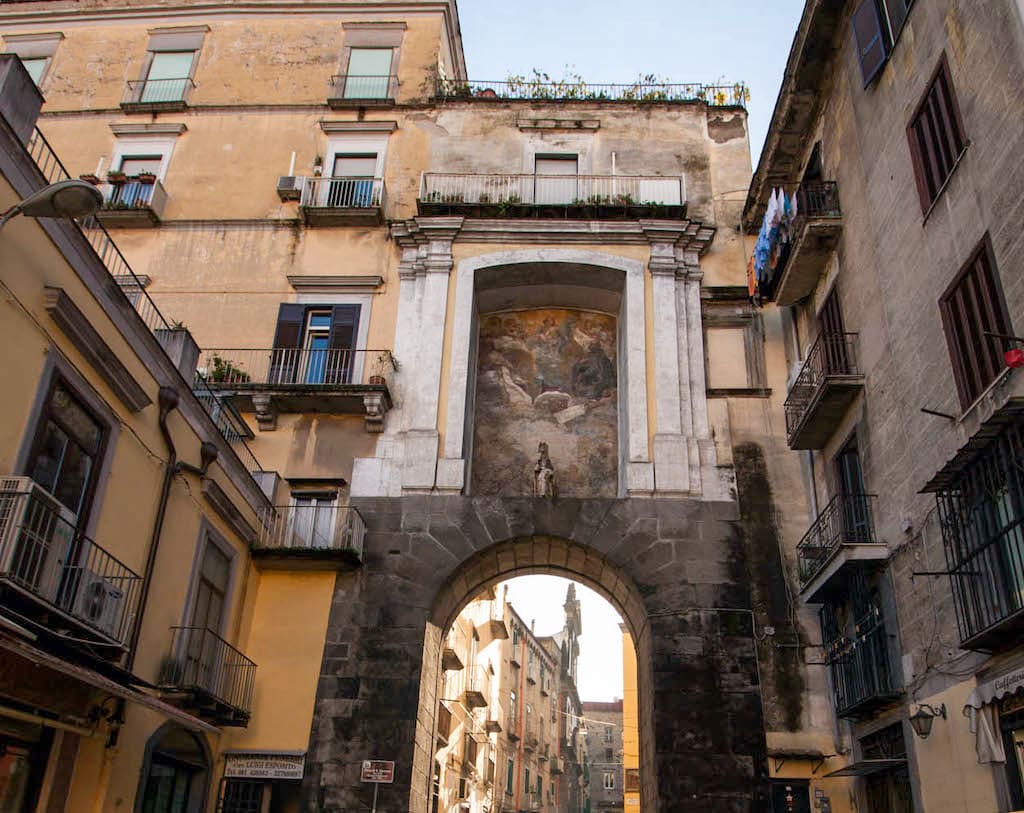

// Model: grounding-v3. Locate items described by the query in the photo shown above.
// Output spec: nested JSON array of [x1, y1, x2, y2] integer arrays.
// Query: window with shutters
[[851, 0, 916, 86], [939, 236, 1011, 409], [907, 56, 967, 212], [270, 303, 362, 385]]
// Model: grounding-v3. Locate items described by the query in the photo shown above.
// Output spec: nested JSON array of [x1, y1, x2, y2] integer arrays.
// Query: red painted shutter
[[270, 303, 305, 383], [853, 0, 887, 86], [327, 304, 360, 383]]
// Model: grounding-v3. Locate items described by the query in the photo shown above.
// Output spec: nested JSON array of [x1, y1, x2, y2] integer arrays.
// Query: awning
[[0, 634, 219, 735], [962, 665, 1024, 765], [823, 759, 907, 778], [921, 399, 1024, 492]]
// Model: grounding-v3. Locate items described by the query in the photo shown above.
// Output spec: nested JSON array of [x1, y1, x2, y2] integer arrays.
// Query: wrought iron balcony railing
[[435, 77, 748, 107], [122, 77, 195, 109], [199, 348, 394, 388], [795, 180, 842, 219], [824, 619, 900, 718], [463, 664, 491, 708], [419, 172, 685, 209], [0, 479, 141, 647], [797, 493, 879, 588], [99, 179, 168, 217], [160, 625, 257, 724], [192, 375, 262, 477], [299, 176, 385, 209], [328, 73, 397, 103], [784, 333, 862, 444], [933, 414, 1024, 649], [257, 503, 365, 558]]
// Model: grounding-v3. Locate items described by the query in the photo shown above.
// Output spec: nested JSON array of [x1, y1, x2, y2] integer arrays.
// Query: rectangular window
[[19, 56, 48, 85], [506, 759, 515, 794], [908, 56, 966, 212], [270, 303, 362, 385], [524, 767, 530, 793], [4, 32, 63, 88], [26, 379, 107, 521], [852, 0, 915, 86], [939, 237, 1010, 408], [141, 50, 195, 103], [289, 492, 337, 548], [344, 48, 393, 99], [190, 540, 230, 633], [603, 726, 613, 743], [603, 771, 615, 790]]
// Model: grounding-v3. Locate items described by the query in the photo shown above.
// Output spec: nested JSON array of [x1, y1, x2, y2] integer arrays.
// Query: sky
[[502, 576, 626, 701], [462, 1, 807, 702], [456, 0, 806, 165]]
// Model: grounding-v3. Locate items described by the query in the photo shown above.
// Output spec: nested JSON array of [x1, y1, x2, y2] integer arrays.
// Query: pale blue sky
[[457, 0, 806, 165]]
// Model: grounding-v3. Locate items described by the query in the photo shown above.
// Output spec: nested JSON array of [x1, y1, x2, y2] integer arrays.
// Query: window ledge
[[956, 366, 1015, 426], [922, 142, 970, 225]]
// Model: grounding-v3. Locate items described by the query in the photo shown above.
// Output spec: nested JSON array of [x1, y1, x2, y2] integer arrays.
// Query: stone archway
[[303, 495, 769, 813]]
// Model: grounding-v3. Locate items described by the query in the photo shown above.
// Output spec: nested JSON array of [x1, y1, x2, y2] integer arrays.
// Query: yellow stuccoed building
[[0, 2, 878, 813]]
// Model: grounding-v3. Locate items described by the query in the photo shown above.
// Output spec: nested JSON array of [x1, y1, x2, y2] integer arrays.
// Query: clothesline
[[747, 186, 800, 299]]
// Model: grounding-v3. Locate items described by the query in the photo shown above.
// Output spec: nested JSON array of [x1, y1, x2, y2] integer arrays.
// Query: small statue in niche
[[534, 442, 556, 498]]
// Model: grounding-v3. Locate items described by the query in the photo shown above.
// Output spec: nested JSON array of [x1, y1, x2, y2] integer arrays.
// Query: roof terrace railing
[[436, 77, 749, 107]]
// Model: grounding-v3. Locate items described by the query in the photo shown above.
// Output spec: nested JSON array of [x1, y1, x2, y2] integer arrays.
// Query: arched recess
[[133, 722, 212, 813], [436, 249, 649, 496], [409, 535, 659, 813]]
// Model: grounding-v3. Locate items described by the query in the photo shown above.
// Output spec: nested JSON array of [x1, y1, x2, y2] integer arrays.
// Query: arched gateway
[[302, 497, 768, 813]]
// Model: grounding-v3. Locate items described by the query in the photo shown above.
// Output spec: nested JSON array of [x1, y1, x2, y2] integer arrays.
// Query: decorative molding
[[147, 24, 210, 35], [42, 287, 151, 412], [319, 119, 398, 133], [342, 21, 407, 29], [517, 118, 600, 131], [287, 274, 384, 292], [110, 122, 187, 136], [363, 391, 390, 433], [200, 478, 257, 546], [1, 31, 64, 43]]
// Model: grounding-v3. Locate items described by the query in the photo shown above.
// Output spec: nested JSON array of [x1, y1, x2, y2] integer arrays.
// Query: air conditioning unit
[[276, 176, 303, 202], [0, 476, 76, 596], [73, 570, 125, 638]]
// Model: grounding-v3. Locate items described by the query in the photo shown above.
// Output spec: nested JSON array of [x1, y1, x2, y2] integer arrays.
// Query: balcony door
[[113, 155, 163, 208], [326, 153, 378, 208], [835, 437, 871, 542], [140, 51, 194, 103], [289, 493, 337, 549], [184, 542, 230, 696], [534, 155, 578, 204], [344, 47, 393, 99], [269, 303, 361, 385], [817, 288, 850, 375]]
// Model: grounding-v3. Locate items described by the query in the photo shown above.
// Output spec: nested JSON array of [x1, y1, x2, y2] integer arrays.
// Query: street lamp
[[908, 703, 947, 739], [0, 179, 103, 232]]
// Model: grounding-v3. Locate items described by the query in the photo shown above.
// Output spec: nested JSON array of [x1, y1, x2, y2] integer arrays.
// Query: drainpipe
[[106, 388, 217, 747]]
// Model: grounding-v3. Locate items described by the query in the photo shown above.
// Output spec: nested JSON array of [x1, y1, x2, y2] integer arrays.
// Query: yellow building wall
[[621, 628, 639, 812]]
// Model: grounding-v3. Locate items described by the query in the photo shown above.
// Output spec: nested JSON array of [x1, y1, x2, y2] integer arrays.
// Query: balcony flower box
[[106, 170, 127, 184], [134, 172, 157, 185], [79, 173, 101, 185]]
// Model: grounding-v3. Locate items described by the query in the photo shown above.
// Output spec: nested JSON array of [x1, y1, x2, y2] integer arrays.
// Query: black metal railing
[[0, 481, 141, 645], [192, 375, 262, 476], [795, 180, 842, 219], [198, 348, 395, 388], [435, 77, 748, 107], [160, 626, 256, 718], [824, 614, 898, 717], [256, 503, 365, 557], [329, 73, 396, 101], [935, 416, 1024, 647], [797, 493, 879, 587], [784, 333, 860, 437], [122, 77, 195, 107]]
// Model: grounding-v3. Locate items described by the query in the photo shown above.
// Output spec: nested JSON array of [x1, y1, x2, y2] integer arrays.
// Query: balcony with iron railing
[[928, 409, 1024, 650], [434, 77, 748, 107], [418, 173, 686, 219], [550, 755, 565, 774], [442, 622, 470, 672], [327, 74, 397, 107], [96, 177, 168, 227], [121, 77, 195, 112], [523, 723, 539, 752], [253, 502, 364, 568], [784, 332, 864, 449], [0, 478, 142, 652], [159, 625, 256, 726], [197, 348, 395, 432], [462, 664, 491, 709], [766, 181, 843, 305], [24, 129, 265, 488], [824, 619, 900, 719], [297, 176, 386, 225], [796, 494, 887, 603]]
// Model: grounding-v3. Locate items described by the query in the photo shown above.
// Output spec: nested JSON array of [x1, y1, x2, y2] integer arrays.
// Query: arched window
[[136, 724, 210, 813]]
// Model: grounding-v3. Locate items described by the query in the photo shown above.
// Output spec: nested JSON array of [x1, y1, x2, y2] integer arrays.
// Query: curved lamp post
[[0, 179, 103, 232]]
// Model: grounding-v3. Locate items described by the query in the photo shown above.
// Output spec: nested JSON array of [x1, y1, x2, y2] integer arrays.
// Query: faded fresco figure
[[533, 442, 557, 497], [471, 308, 618, 497]]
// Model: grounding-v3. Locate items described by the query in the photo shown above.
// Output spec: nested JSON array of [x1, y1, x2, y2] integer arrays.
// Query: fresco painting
[[471, 308, 618, 497]]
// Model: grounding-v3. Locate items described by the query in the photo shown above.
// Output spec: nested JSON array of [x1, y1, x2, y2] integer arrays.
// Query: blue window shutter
[[853, 0, 888, 86]]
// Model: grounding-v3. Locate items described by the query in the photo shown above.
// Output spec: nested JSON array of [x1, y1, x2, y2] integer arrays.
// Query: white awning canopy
[[962, 666, 1024, 765]]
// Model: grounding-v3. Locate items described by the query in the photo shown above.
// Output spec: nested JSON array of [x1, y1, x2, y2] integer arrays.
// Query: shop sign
[[225, 753, 305, 780], [361, 760, 395, 783]]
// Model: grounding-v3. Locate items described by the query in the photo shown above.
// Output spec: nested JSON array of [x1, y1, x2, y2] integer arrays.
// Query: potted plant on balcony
[[135, 171, 157, 185], [79, 173, 101, 185], [368, 351, 398, 385], [106, 169, 127, 185]]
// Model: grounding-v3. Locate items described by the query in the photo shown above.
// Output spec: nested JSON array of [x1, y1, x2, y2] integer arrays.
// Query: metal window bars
[[435, 78, 749, 107]]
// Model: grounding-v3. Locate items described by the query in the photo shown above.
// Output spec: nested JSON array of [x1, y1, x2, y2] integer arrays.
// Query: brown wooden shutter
[[853, 0, 887, 86], [884, 0, 911, 42], [270, 303, 305, 384]]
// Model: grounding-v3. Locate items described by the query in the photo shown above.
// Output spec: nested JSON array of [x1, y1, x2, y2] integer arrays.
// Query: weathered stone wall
[[303, 495, 773, 813]]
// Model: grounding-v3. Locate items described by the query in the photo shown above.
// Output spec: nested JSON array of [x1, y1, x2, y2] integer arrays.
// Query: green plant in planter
[[477, 192, 491, 204], [209, 353, 251, 384]]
